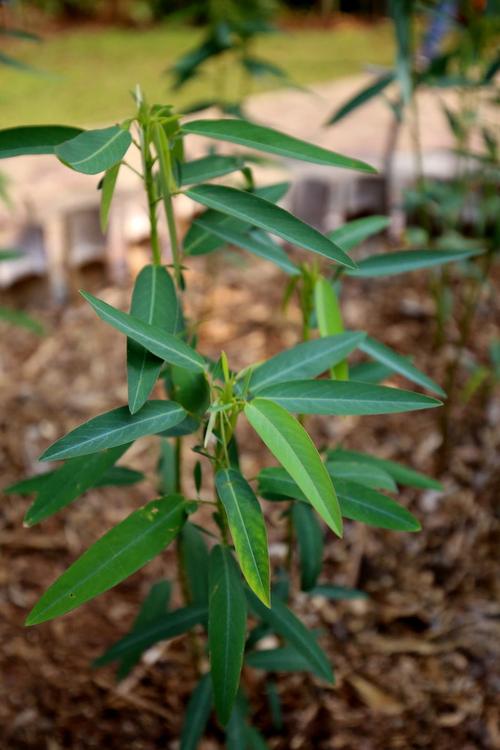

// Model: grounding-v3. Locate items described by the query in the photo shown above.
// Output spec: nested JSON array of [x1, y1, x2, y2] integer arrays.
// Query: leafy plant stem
[[141, 130, 162, 266]]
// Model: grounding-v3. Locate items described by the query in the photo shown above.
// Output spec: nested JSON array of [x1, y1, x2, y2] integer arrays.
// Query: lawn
[[1, 20, 393, 127]]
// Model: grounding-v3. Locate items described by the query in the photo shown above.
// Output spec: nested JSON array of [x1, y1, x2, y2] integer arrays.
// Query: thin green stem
[[163, 189, 183, 289], [141, 132, 162, 267]]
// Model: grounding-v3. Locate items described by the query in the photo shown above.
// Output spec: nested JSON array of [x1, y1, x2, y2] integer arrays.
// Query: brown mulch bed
[[1, 247, 499, 750]]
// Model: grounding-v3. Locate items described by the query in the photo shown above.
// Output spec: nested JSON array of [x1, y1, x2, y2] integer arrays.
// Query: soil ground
[[1, 240, 499, 749]]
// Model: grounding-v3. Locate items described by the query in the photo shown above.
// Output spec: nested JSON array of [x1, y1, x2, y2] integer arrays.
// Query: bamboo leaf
[[256, 379, 442, 415], [82, 291, 206, 373], [327, 448, 442, 490], [249, 332, 365, 392], [359, 335, 446, 397], [326, 74, 395, 126], [333, 479, 421, 531], [180, 673, 213, 750], [94, 604, 207, 666], [246, 646, 318, 676], [325, 459, 396, 491], [0, 125, 82, 158], [55, 125, 132, 175], [292, 502, 323, 591], [100, 162, 121, 232], [127, 265, 183, 414], [40, 401, 186, 462], [347, 248, 483, 278], [245, 399, 342, 536], [24, 445, 129, 526], [182, 118, 376, 174], [215, 469, 270, 606], [247, 592, 334, 683], [328, 215, 390, 250], [186, 185, 356, 269], [180, 154, 243, 186], [209, 545, 247, 726], [26, 495, 186, 625]]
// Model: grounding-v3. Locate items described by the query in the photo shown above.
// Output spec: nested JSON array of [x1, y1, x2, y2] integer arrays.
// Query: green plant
[[169, 0, 294, 115], [3, 89, 452, 746]]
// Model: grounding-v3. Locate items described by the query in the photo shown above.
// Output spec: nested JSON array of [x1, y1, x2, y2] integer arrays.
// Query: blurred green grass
[[1, 21, 393, 127]]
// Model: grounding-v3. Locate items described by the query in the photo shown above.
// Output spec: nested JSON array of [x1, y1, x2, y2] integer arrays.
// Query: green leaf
[[169, 366, 210, 416], [334, 479, 421, 531], [94, 465, 144, 487], [179, 522, 210, 605], [26, 495, 186, 625], [325, 459, 397, 491], [82, 291, 206, 373], [0, 249, 23, 261], [0, 306, 44, 334], [348, 360, 393, 383], [184, 181, 291, 257], [209, 545, 247, 726], [328, 215, 390, 250], [180, 154, 244, 186], [94, 604, 207, 666], [247, 593, 333, 683], [0, 125, 82, 159], [256, 379, 442, 415], [309, 584, 367, 600], [55, 125, 132, 175], [248, 332, 365, 392], [116, 580, 172, 680], [244, 399, 342, 537], [40, 401, 186, 462], [127, 265, 183, 414], [314, 277, 348, 380], [292, 502, 323, 591], [100, 162, 121, 232], [195, 216, 299, 275], [347, 248, 483, 278], [186, 185, 356, 269], [215, 469, 270, 606], [326, 74, 395, 125], [180, 673, 213, 750], [359, 335, 446, 397], [246, 646, 318, 676], [257, 466, 307, 503], [246, 725, 270, 750], [326, 448, 442, 490], [24, 445, 129, 526], [182, 119, 376, 174], [226, 694, 249, 749], [391, 0, 413, 106]]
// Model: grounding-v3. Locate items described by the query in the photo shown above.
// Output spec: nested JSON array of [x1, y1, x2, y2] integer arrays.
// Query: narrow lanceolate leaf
[[246, 646, 316, 675], [94, 465, 144, 487], [179, 522, 210, 605], [94, 605, 207, 666], [348, 360, 393, 384], [184, 182, 291, 257], [327, 448, 442, 490], [328, 215, 390, 250], [180, 674, 213, 750], [249, 332, 365, 393], [334, 479, 421, 531], [326, 73, 395, 125], [209, 546, 247, 726], [40, 401, 186, 462], [5, 463, 143, 495], [359, 335, 445, 397], [247, 592, 333, 683], [100, 162, 121, 231], [195, 216, 299, 275], [325, 459, 397, 491], [24, 445, 129, 526], [26, 495, 186, 625], [314, 277, 348, 380], [347, 248, 483, 278], [186, 185, 356, 269], [82, 291, 206, 373], [182, 118, 376, 174], [256, 380, 442, 415], [215, 469, 270, 606], [127, 265, 183, 414], [0, 125, 82, 158], [180, 154, 243, 186], [257, 466, 307, 503], [292, 502, 323, 591], [245, 399, 342, 537], [55, 125, 132, 175], [116, 580, 171, 680]]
